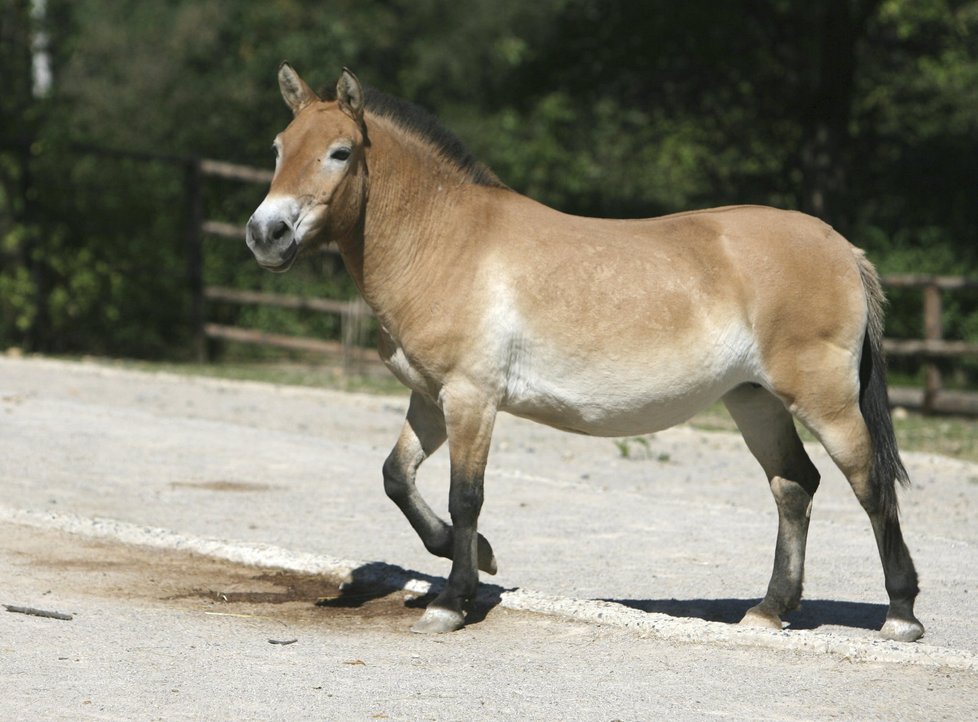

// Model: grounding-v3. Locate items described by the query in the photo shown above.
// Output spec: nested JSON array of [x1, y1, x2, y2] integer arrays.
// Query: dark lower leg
[[442, 476, 484, 609], [384, 455, 496, 573], [870, 512, 924, 641], [744, 476, 815, 628], [721, 384, 820, 629], [383, 453, 446, 543], [411, 472, 484, 633]]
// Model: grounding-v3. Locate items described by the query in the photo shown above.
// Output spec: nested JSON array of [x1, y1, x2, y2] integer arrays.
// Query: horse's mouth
[[259, 240, 300, 273]]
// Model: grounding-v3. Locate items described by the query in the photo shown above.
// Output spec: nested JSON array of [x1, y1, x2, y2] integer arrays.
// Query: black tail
[[856, 252, 909, 531]]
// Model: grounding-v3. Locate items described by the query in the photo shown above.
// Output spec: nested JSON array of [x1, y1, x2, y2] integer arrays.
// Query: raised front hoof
[[477, 534, 498, 575], [428, 531, 497, 575], [739, 605, 785, 631], [880, 616, 925, 643], [410, 606, 465, 635]]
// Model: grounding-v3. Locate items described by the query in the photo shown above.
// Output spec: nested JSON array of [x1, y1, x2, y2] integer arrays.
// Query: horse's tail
[[854, 249, 909, 529]]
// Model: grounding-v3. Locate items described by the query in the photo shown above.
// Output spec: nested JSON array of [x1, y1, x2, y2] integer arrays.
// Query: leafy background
[[2, 0, 977, 383]]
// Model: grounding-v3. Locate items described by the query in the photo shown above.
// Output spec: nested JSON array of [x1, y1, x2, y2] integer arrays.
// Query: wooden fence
[[881, 275, 978, 415], [187, 157, 978, 412]]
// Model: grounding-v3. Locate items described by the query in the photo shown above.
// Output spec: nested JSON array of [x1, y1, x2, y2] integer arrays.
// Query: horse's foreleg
[[723, 385, 820, 630], [411, 391, 497, 634], [384, 391, 497, 575]]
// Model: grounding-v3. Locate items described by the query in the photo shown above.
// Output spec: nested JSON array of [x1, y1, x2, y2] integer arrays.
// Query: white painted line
[[2, 504, 974, 672]]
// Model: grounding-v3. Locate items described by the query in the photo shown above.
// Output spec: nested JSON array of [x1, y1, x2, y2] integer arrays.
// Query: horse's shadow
[[605, 597, 887, 632], [315, 561, 510, 625], [317, 562, 886, 632]]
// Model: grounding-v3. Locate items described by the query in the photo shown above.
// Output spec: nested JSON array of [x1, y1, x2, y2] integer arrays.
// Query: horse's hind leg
[[723, 384, 821, 630], [797, 398, 924, 642], [383, 391, 497, 575]]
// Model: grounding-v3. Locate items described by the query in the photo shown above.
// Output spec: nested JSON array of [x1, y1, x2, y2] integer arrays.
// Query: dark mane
[[362, 87, 505, 188]]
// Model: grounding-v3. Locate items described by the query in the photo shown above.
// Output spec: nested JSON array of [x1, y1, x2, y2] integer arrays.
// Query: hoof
[[477, 534, 498, 575], [410, 607, 465, 634], [739, 606, 784, 631], [880, 617, 924, 643]]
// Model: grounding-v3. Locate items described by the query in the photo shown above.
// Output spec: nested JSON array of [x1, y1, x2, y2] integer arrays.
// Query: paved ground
[[1, 355, 976, 720]]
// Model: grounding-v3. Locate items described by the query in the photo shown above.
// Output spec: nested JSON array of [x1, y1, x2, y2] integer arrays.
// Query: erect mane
[[361, 87, 505, 188]]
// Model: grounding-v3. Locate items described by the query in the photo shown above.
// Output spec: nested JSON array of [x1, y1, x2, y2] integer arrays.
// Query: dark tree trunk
[[800, 0, 880, 227]]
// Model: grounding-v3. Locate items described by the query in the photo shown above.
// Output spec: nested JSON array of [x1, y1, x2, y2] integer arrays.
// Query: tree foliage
[[1, 0, 976, 364]]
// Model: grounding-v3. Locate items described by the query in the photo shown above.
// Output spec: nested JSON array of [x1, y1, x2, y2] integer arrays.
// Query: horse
[[245, 63, 924, 641]]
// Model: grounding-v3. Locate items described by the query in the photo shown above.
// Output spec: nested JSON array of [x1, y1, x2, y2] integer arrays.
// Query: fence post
[[341, 296, 370, 372], [185, 157, 206, 362], [922, 281, 943, 414]]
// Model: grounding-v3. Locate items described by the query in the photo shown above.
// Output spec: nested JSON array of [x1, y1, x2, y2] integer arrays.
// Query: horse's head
[[246, 64, 367, 272]]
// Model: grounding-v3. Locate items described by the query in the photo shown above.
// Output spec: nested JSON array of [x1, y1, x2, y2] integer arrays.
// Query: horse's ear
[[336, 68, 365, 123], [278, 62, 319, 115]]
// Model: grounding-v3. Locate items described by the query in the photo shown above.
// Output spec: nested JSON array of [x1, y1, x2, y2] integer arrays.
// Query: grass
[[688, 402, 978, 465], [70, 355, 407, 396], [887, 412, 978, 464]]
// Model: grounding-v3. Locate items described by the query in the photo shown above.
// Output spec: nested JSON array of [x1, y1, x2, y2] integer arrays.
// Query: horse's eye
[[329, 147, 352, 162]]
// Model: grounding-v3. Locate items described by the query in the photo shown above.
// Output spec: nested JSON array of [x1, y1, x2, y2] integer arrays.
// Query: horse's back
[[487, 200, 865, 354]]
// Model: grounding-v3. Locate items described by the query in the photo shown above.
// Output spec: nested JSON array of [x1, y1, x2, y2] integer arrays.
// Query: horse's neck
[[353, 131, 478, 324]]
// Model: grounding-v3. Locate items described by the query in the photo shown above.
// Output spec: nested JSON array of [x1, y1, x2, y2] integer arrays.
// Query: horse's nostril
[[271, 220, 289, 241]]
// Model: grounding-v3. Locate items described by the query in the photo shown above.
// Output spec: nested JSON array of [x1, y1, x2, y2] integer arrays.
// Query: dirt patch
[[168, 480, 280, 493], [1, 523, 428, 631]]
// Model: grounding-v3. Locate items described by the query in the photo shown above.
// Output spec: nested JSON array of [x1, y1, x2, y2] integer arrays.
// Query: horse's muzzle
[[256, 238, 299, 273], [246, 204, 300, 272]]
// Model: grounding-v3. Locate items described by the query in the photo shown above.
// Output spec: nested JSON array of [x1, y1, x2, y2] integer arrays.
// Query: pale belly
[[498, 326, 762, 437]]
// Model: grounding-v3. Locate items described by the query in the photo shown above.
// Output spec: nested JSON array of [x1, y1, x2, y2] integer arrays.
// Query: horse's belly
[[502, 389, 714, 436], [499, 330, 759, 437]]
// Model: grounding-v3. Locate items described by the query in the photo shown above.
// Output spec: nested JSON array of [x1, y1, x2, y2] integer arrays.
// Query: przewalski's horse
[[246, 64, 924, 640]]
